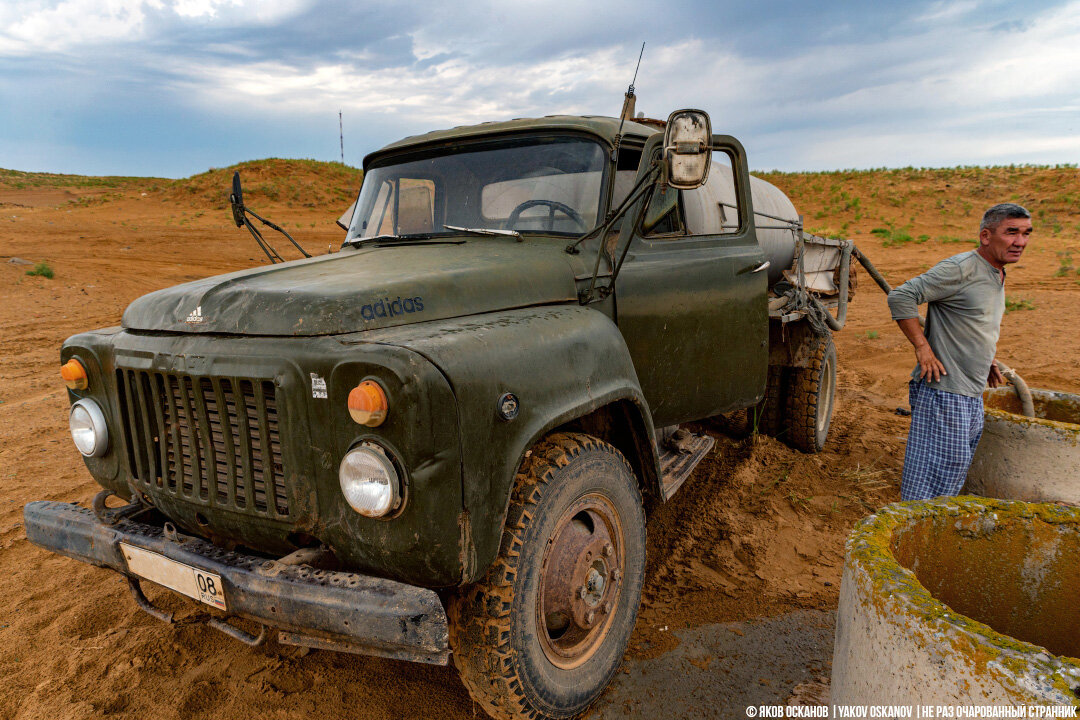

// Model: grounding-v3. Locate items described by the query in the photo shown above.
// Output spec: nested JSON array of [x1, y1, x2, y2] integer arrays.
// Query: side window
[[641, 148, 685, 238], [397, 178, 436, 234], [370, 177, 436, 235], [683, 150, 741, 236], [642, 185, 683, 236], [372, 180, 394, 235]]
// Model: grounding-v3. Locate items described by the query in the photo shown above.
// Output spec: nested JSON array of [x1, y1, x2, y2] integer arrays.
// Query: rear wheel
[[448, 433, 646, 720], [714, 365, 786, 439], [786, 335, 837, 453], [755, 364, 788, 437]]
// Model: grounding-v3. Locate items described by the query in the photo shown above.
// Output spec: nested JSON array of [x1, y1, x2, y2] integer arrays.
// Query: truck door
[[615, 135, 768, 428]]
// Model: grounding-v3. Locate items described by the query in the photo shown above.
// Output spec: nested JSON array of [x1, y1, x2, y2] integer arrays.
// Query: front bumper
[[23, 500, 450, 665]]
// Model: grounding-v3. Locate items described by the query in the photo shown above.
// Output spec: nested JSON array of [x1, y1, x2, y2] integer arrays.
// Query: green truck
[[26, 108, 853, 719]]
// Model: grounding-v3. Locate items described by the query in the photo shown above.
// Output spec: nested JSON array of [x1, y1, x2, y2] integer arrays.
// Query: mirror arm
[[230, 171, 312, 263], [244, 207, 311, 259], [578, 163, 660, 304], [240, 215, 283, 264], [566, 163, 658, 255]]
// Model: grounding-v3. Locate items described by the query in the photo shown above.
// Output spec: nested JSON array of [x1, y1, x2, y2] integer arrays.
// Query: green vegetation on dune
[[4, 161, 1077, 240], [162, 158, 363, 210], [758, 164, 1080, 248], [0, 158, 364, 213], [0, 168, 159, 190], [25, 261, 54, 279]]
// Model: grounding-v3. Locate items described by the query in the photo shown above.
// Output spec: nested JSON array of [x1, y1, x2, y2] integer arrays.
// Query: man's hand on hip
[[896, 317, 947, 383], [915, 342, 947, 382]]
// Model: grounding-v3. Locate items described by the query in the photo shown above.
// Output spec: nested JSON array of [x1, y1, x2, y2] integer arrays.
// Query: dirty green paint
[[369, 115, 657, 165], [53, 116, 789, 593], [122, 241, 581, 337]]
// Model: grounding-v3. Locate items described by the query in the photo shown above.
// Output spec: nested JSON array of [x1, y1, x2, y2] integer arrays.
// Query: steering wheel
[[505, 199, 588, 232]]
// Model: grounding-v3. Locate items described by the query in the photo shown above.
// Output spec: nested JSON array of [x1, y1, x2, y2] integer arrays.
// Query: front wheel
[[448, 433, 646, 720]]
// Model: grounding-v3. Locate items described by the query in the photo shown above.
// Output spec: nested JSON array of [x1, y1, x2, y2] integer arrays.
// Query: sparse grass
[[785, 491, 811, 510], [871, 226, 923, 247], [1056, 250, 1077, 277], [25, 261, 54, 279], [865, 330, 879, 339], [759, 462, 795, 494], [937, 236, 974, 244], [0, 168, 157, 190], [1005, 296, 1035, 312]]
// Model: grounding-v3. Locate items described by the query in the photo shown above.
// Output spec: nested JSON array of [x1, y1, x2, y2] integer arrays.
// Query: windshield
[[346, 137, 608, 241]]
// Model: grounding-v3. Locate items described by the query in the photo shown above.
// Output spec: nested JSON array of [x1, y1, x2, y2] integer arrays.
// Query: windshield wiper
[[345, 233, 400, 247], [345, 232, 442, 248], [444, 225, 523, 242]]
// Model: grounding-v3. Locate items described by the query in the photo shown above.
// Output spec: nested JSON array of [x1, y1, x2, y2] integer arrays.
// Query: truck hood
[[122, 241, 580, 336]]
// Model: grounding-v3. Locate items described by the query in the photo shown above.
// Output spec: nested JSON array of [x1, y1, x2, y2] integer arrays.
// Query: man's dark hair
[[980, 203, 1031, 232]]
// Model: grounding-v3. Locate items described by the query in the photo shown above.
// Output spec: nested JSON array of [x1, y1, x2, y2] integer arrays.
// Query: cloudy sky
[[2, 0, 1079, 177]]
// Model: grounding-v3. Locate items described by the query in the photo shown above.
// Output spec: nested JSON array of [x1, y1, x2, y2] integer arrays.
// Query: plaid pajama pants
[[900, 380, 985, 501]]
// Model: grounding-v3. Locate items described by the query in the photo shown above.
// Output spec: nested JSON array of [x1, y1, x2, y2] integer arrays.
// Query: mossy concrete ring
[[964, 388, 1080, 504], [832, 497, 1080, 708]]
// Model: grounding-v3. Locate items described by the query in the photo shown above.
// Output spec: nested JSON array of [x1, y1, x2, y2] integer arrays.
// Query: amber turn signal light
[[61, 359, 88, 390], [348, 380, 388, 427]]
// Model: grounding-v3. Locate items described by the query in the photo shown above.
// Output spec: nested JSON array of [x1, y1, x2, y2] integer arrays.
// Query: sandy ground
[[1, 161, 1077, 719]]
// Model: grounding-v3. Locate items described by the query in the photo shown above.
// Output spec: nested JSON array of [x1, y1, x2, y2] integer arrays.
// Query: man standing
[[887, 203, 1033, 501]]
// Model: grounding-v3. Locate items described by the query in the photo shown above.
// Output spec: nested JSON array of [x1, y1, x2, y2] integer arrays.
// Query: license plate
[[120, 543, 227, 611]]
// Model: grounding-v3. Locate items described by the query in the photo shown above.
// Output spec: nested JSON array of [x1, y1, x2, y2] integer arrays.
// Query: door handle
[[738, 260, 771, 275]]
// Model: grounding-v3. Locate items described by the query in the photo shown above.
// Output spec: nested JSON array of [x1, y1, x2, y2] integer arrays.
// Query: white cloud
[[166, 0, 1080, 169], [0, 0, 306, 55], [172, 0, 239, 19], [914, 0, 980, 23], [4, 0, 1080, 174], [183, 45, 635, 124], [0, 0, 161, 54]]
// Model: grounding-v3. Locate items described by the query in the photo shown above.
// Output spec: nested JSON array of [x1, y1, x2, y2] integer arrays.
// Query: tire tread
[[448, 432, 638, 720], [786, 335, 836, 453]]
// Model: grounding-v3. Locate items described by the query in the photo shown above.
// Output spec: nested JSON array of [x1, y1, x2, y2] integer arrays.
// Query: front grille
[[116, 370, 289, 518]]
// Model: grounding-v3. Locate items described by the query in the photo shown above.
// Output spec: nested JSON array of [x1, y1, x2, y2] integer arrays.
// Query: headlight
[[70, 399, 108, 457], [339, 443, 401, 517]]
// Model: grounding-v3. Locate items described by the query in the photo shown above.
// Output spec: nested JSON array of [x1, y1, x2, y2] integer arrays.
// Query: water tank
[[682, 164, 798, 285]]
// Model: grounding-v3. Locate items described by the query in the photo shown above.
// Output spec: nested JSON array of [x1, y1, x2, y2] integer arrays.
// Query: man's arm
[[895, 317, 947, 382], [988, 359, 1005, 388], [887, 258, 965, 383]]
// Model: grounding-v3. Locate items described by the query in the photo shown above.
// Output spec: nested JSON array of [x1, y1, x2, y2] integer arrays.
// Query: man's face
[[979, 217, 1032, 269]]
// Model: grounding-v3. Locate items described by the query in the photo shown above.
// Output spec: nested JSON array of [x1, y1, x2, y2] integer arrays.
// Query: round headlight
[[69, 398, 108, 457], [339, 443, 401, 517]]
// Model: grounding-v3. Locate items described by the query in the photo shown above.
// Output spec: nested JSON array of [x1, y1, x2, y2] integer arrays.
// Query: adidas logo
[[185, 305, 205, 324]]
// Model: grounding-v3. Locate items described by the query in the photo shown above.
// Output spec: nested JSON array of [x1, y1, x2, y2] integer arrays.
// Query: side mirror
[[229, 171, 245, 228], [663, 109, 712, 189], [336, 199, 357, 232]]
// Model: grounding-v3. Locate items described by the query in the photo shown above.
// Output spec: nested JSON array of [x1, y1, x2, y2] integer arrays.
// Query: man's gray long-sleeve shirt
[[887, 250, 1005, 398]]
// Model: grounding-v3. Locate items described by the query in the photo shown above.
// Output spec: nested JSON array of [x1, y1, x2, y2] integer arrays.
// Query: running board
[[659, 433, 715, 500]]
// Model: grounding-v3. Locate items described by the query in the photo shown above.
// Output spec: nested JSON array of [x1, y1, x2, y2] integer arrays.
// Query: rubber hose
[[853, 246, 894, 294], [995, 360, 1036, 417]]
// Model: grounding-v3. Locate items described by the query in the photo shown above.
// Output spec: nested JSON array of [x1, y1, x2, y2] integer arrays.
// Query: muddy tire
[[448, 433, 646, 720], [716, 365, 786, 438], [755, 364, 788, 437], [786, 335, 837, 453]]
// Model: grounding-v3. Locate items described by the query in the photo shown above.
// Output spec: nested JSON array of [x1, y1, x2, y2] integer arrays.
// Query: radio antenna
[[612, 42, 645, 163], [339, 110, 344, 164]]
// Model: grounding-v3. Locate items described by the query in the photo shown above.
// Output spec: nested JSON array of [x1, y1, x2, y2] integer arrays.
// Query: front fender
[[357, 305, 657, 583]]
